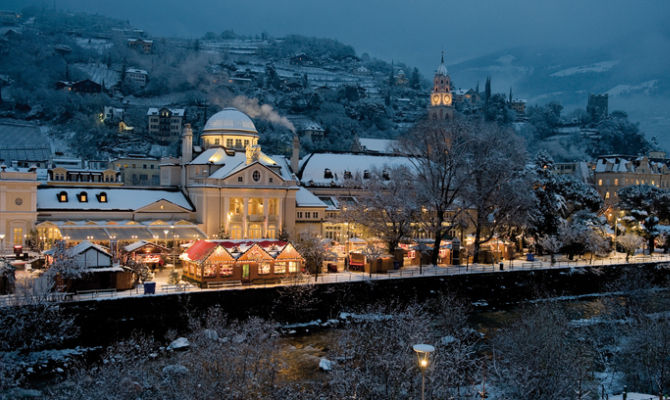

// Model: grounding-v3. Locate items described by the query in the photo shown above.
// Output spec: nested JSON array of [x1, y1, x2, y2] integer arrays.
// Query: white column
[[242, 197, 249, 238], [278, 197, 284, 235], [263, 197, 269, 236], [223, 197, 230, 232]]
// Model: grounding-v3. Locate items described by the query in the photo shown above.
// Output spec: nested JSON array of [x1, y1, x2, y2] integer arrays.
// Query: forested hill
[[0, 8, 429, 158], [0, 7, 655, 161]]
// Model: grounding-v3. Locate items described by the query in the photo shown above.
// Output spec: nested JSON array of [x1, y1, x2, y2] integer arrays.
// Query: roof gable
[[276, 243, 304, 261], [237, 243, 274, 262], [128, 199, 190, 213]]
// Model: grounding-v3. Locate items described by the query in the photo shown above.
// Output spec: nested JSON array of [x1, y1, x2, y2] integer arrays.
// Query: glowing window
[[288, 261, 298, 273], [259, 262, 271, 274], [274, 262, 286, 274]]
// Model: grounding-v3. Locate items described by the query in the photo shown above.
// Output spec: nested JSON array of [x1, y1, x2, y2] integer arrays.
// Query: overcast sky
[[7, 0, 670, 74]]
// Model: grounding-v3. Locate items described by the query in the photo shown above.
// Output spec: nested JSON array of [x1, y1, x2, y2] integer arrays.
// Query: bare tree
[[353, 166, 417, 254], [490, 302, 597, 399], [460, 119, 528, 263], [294, 234, 326, 282], [401, 116, 471, 265], [538, 234, 563, 265]]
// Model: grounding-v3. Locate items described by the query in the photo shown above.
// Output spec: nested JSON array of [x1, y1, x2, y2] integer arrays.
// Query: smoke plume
[[231, 96, 295, 133]]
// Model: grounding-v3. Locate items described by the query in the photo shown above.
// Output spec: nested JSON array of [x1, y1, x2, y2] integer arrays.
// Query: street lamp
[[163, 229, 169, 247], [0, 233, 5, 253], [413, 344, 435, 400]]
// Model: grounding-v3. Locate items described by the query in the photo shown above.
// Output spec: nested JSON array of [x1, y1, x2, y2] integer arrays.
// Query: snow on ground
[[610, 394, 658, 400], [75, 38, 113, 54], [73, 63, 121, 89], [550, 60, 619, 77]]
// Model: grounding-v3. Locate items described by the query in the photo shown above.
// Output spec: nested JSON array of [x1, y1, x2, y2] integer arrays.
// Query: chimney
[[291, 134, 300, 174], [181, 124, 193, 164]]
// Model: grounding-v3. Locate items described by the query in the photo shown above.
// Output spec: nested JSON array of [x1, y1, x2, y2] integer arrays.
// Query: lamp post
[[413, 344, 435, 400], [163, 229, 169, 248], [0, 233, 5, 254]]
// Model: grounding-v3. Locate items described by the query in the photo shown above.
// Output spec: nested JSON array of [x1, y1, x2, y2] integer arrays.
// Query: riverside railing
[[2, 254, 670, 307]]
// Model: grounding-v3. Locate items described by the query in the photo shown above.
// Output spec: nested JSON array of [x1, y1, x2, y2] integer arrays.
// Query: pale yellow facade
[[0, 169, 38, 249]]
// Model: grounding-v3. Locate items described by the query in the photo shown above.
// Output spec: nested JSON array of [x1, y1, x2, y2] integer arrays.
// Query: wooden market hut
[[122, 240, 170, 269], [181, 240, 304, 288]]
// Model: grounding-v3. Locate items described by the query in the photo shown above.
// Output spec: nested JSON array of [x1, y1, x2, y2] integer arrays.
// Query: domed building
[[200, 108, 259, 151], [159, 107, 311, 241]]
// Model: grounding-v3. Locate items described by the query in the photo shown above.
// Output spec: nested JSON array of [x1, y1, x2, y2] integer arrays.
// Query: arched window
[[78, 191, 88, 202], [97, 192, 107, 203], [57, 191, 68, 202], [324, 168, 333, 179]]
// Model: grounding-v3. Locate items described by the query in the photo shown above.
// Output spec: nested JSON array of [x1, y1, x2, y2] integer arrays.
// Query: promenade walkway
[[3, 253, 670, 306]]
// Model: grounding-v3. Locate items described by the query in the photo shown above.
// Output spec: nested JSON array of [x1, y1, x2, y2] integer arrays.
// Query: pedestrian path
[[3, 253, 670, 306]]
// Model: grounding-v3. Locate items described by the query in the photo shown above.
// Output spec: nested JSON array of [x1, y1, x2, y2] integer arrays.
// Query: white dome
[[203, 107, 258, 136]]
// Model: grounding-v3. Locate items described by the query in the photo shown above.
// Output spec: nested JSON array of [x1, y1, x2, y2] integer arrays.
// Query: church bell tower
[[429, 52, 453, 120]]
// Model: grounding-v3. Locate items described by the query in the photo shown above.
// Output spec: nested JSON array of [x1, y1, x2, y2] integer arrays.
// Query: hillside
[[449, 30, 670, 150], [0, 9, 429, 159]]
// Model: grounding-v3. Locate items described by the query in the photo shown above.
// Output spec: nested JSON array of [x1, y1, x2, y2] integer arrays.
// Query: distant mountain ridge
[[449, 33, 670, 150]]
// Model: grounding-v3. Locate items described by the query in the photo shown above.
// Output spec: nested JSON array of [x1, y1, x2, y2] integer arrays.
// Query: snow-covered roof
[[202, 107, 257, 135], [69, 240, 111, 257], [147, 107, 185, 116], [296, 187, 328, 208], [299, 152, 414, 187], [37, 187, 194, 211], [358, 138, 399, 154], [594, 155, 669, 174], [0, 120, 52, 162], [126, 68, 148, 75], [189, 148, 292, 182]]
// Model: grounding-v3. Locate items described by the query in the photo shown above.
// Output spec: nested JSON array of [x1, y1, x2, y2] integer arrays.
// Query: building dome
[[202, 107, 258, 137]]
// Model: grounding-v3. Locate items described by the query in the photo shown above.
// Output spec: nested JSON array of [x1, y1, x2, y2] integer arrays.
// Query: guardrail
[[2, 254, 670, 306]]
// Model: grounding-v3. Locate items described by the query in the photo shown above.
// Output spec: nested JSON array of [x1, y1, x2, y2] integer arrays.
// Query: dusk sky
[[7, 0, 669, 75]]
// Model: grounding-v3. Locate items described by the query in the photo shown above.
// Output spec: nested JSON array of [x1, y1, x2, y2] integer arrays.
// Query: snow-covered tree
[[538, 234, 563, 265], [617, 234, 643, 261], [618, 184, 670, 254], [560, 210, 609, 261], [529, 152, 603, 239]]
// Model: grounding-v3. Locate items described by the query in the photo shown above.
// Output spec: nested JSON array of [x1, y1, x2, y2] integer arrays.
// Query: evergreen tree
[[388, 60, 394, 87], [409, 67, 421, 89], [484, 76, 491, 103]]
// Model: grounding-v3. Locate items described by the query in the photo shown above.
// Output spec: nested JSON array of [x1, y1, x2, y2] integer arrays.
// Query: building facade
[[594, 154, 670, 205], [147, 107, 185, 146], [162, 108, 299, 239], [112, 155, 161, 186], [0, 167, 38, 249]]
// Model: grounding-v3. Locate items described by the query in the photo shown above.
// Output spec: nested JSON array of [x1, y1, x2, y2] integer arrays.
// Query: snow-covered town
[[1, 1, 670, 399]]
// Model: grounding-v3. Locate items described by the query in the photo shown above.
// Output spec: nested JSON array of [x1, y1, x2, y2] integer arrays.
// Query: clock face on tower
[[431, 94, 441, 106], [442, 93, 452, 106]]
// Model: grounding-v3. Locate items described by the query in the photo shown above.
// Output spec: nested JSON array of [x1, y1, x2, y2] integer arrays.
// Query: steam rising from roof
[[231, 96, 295, 133]]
